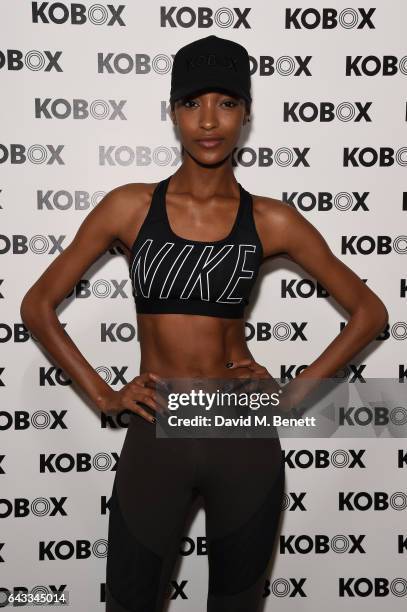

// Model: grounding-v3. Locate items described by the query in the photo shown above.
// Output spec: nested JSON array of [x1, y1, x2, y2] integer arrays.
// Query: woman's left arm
[[228, 200, 389, 402]]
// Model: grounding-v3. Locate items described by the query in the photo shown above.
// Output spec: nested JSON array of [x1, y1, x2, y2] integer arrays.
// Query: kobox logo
[[284, 102, 372, 123], [99, 145, 180, 166], [35, 99, 127, 120], [160, 6, 251, 28], [40, 539, 108, 560], [285, 8, 375, 29], [284, 449, 366, 469], [37, 190, 106, 210], [0, 49, 62, 71], [279, 365, 367, 381], [40, 452, 119, 473], [245, 321, 309, 342], [339, 492, 407, 511], [281, 278, 333, 299], [251, 56, 312, 76], [0, 497, 68, 518], [283, 191, 370, 212], [32, 2, 126, 25], [98, 52, 174, 75], [339, 577, 407, 598], [280, 534, 366, 554], [0, 144, 64, 165], [0, 235, 66, 254], [346, 55, 407, 76], [340, 405, 407, 427], [0, 410, 68, 430], [63, 278, 131, 300], [341, 235, 407, 254], [39, 364, 132, 387], [343, 147, 407, 167]]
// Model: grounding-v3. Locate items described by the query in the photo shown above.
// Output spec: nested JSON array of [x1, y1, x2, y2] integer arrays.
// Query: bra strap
[[237, 183, 255, 230], [143, 178, 167, 224]]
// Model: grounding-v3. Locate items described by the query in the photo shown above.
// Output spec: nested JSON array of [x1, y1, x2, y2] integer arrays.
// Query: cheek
[[222, 114, 243, 132], [177, 119, 197, 139]]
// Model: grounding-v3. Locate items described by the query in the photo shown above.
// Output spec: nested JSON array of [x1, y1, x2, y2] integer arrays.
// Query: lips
[[196, 139, 224, 148]]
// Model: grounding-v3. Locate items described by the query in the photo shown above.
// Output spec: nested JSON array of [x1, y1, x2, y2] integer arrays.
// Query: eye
[[222, 99, 238, 108], [181, 98, 198, 108]]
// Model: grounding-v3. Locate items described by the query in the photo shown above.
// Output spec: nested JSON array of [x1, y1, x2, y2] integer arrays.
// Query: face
[[170, 90, 250, 162]]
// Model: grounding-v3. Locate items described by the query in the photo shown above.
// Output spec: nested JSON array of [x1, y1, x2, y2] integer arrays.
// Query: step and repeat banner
[[1, 1, 406, 610]]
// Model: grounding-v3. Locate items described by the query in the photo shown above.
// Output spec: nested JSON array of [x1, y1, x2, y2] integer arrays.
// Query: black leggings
[[105, 411, 285, 612]]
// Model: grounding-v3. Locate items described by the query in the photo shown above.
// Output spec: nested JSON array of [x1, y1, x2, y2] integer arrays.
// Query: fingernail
[[151, 417, 156, 424], [225, 362, 233, 368], [158, 380, 170, 390]]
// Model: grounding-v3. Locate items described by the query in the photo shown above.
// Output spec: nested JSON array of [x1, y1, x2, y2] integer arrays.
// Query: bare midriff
[[136, 313, 252, 379]]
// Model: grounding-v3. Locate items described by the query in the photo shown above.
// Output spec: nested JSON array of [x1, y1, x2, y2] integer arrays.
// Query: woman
[[20, 35, 388, 612]]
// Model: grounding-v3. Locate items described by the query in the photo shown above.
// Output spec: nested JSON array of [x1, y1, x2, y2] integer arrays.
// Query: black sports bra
[[128, 174, 264, 319]]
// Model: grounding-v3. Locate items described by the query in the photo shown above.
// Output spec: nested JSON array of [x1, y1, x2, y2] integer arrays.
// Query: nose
[[198, 99, 219, 130]]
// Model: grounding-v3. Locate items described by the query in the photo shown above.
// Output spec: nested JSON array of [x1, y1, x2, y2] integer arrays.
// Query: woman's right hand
[[99, 372, 169, 423]]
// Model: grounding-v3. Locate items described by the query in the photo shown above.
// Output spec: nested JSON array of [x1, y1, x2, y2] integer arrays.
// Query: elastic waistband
[[135, 296, 245, 319]]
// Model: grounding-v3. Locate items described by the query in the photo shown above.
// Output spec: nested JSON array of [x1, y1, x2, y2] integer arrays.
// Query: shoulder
[[251, 193, 305, 258], [100, 180, 159, 222], [99, 181, 156, 213], [251, 192, 329, 260], [91, 181, 160, 253]]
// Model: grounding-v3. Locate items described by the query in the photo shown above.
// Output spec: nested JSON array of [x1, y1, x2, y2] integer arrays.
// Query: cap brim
[[170, 81, 251, 104]]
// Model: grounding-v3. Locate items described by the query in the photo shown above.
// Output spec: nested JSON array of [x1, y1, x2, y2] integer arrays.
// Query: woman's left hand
[[225, 358, 302, 414], [226, 357, 271, 379], [225, 358, 280, 395]]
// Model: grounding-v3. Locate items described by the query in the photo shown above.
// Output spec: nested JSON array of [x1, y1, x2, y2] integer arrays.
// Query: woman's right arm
[[19, 183, 165, 418]]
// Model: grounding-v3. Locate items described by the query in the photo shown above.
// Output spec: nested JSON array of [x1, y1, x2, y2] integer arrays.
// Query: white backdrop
[[1, 1, 406, 610]]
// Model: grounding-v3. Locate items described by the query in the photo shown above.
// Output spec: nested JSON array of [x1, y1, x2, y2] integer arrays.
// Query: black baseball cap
[[170, 34, 252, 106]]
